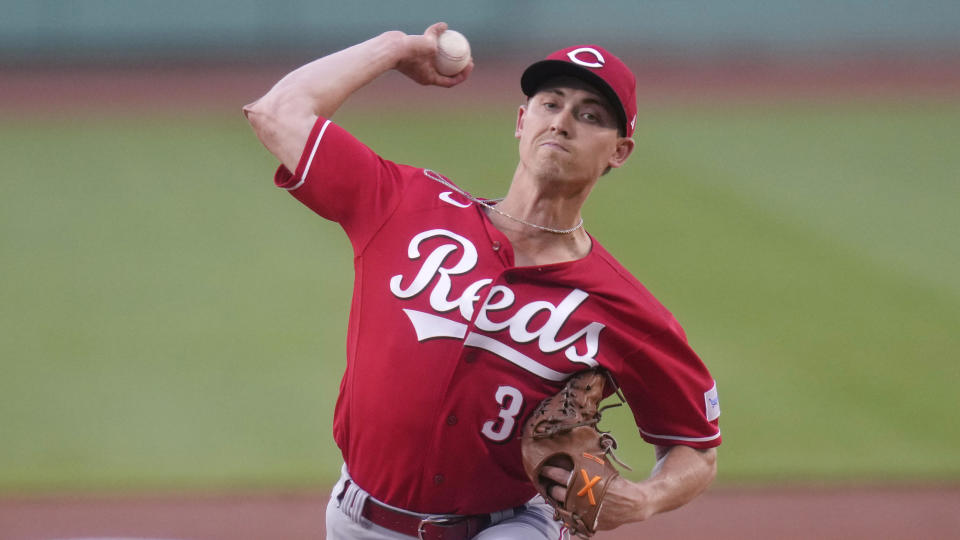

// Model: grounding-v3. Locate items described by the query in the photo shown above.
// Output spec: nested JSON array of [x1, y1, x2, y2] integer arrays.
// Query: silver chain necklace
[[423, 169, 585, 235]]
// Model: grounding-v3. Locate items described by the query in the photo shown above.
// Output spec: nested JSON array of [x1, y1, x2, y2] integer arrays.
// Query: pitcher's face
[[516, 77, 633, 184]]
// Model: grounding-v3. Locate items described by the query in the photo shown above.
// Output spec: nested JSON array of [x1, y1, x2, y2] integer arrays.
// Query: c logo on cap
[[566, 47, 605, 69]]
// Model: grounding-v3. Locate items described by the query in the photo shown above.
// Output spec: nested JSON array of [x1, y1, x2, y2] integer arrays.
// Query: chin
[[531, 163, 567, 182], [532, 155, 570, 175]]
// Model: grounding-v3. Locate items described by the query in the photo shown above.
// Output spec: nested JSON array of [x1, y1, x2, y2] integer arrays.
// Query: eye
[[581, 110, 606, 124]]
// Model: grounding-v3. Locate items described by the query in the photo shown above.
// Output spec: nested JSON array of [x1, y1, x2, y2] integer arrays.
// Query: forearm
[[641, 445, 717, 517], [243, 31, 405, 170], [598, 445, 717, 528], [251, 31, 405, 121]]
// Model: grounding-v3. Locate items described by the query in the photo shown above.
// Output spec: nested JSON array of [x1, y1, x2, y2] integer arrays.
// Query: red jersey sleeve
[[616, 326, 722, 449], [274, 117, 404, 250]]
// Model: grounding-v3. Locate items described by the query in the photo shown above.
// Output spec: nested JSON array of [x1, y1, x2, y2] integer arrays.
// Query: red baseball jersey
[[274, 117, 722, 515]]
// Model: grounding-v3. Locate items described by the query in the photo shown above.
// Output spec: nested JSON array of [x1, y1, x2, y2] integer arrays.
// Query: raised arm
[[243, 22, 472, 171]]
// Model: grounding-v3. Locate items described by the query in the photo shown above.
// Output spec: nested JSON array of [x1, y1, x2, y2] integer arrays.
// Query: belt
[[347, 481, 522, 540]]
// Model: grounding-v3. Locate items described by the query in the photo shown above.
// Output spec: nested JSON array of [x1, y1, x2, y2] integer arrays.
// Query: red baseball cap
[[521, 45, 638, 138]]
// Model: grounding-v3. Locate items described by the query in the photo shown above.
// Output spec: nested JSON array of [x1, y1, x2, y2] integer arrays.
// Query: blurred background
[[3, 0, 960, 63], [1, 0, 959, 528]]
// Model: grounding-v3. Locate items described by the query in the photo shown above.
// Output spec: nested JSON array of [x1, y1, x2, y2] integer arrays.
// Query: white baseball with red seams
[[435, 30, 471, 76]]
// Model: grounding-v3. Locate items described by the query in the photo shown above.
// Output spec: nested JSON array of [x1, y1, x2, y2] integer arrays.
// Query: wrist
[[374, 30, 410, 70], [599, 475, 654, 529], [622, 477, 655, 522]]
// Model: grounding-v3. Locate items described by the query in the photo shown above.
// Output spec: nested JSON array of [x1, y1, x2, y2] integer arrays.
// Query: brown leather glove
[[520, 370, 628, 538]]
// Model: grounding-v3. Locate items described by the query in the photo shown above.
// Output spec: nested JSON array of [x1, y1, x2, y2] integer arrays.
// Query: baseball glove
[[520, 369, 630, 538]]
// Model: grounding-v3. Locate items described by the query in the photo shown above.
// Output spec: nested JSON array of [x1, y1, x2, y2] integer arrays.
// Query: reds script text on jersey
[[274, 117, 722, 515]]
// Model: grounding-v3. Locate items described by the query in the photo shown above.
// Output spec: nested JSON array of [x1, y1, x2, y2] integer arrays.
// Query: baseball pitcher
[[244, 22, 721, 539]]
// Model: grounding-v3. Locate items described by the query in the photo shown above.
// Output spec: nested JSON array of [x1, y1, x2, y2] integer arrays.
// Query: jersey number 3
[[481, 386, 524, 442]]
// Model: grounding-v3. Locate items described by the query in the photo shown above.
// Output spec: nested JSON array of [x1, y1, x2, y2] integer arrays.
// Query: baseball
[[435, 29, 471, 76]]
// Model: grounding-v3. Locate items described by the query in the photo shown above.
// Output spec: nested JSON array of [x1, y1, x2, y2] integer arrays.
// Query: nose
[[549, 109, 573, 137]]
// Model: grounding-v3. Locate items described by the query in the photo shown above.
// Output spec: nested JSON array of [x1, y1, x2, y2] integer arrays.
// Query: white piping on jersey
[[639, 428, 721, 443], [439, 191, 473, 208], [284, 119, 332, 191], [423, 169, 584, 235]]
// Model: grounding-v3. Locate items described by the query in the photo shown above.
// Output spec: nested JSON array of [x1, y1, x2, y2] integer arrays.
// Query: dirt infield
[[3, 485, 959, 540]]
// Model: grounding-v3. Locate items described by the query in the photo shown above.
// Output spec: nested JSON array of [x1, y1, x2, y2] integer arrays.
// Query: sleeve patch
[[704, 382, 721, 422]]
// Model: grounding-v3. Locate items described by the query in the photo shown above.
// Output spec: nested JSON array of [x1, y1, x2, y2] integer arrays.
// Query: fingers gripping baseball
[[395, 22, 473, 87]]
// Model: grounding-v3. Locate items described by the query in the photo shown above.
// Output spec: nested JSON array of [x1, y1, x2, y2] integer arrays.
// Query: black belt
[[345, 480, 524, 539]]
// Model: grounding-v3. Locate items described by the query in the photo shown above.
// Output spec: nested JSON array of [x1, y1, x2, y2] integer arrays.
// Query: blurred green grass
[[1, 102, 958, 493]]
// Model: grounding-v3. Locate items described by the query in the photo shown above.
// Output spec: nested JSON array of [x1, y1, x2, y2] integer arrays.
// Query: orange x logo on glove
[[576, 468, 601, 506]]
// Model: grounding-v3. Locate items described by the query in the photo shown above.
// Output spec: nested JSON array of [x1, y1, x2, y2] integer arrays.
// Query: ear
[[607, 137, 635, 169], [515, 104, 527, 139]]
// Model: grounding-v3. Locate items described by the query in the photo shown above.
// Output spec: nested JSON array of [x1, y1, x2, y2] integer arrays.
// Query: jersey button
[[446, 415, 458, 425], [491, 241, 501, 251], [434, 474, 445, 485]]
